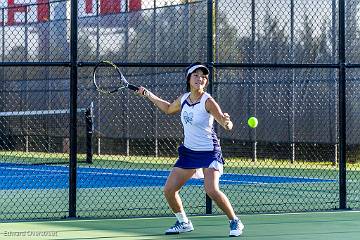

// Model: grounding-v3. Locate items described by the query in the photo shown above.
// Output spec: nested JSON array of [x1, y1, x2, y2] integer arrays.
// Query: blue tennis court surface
[[0, 163, 336, 190]]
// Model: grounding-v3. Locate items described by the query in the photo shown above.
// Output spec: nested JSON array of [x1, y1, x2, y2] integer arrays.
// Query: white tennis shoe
[[229, 219, 244, 237], [165, 220, 194, 235]]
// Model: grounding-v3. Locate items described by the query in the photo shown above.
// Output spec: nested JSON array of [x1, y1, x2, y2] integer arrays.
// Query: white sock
[[175, 212, 189, 223]]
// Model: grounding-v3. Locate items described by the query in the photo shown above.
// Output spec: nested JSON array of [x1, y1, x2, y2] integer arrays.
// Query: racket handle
[[128, 84, 139, 91], [109, 89, 119, 94]]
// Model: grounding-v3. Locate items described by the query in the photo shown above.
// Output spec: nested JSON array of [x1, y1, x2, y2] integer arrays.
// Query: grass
[[1, 150, 360, 171]]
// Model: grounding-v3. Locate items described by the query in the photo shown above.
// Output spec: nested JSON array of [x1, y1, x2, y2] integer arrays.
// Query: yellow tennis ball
[[247, 117, 258, 128]]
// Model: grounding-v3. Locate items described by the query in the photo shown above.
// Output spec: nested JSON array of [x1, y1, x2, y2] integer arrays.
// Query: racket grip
[[128, 84, 139, 91]]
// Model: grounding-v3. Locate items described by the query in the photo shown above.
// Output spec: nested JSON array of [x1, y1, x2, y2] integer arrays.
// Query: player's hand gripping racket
[[93, 61, 139, 94]]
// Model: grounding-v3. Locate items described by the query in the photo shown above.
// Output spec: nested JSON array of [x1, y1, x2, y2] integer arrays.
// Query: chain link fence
[[0, 0, 359, 221]]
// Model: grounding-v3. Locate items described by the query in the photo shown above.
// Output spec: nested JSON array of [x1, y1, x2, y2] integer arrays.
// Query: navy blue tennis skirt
[[174, 144, 224, 169]]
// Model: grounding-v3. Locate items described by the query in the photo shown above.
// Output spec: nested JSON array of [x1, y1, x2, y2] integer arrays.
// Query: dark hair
[[186, 74, 192, 92], [186, 62, 209, 92]]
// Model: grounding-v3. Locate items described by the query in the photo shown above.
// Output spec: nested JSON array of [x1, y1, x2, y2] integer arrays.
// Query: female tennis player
[[136, 63, 244, 237]]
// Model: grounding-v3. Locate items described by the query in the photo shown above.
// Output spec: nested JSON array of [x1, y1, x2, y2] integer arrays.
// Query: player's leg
[[163, 167, 195, 234], [164, 167, 195, 213], [203, 168, 236, 218], [203, 168, 244, 237]]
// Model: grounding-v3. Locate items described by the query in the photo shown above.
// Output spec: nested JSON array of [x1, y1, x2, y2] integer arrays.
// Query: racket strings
[[94, 64, 125, 93]]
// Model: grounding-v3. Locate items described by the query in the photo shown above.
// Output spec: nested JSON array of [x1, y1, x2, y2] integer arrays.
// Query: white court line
[[232, 173, 336, 182], [0, 166, 169, 179], [0, 172, 68, 178]]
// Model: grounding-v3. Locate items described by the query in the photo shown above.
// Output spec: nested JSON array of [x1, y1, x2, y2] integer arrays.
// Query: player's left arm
[[205, 98, 233, 131]]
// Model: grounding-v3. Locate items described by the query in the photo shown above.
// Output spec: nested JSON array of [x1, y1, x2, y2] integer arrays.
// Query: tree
[[215, 11, 246, 62], [345, 0, 360, 63], [256, 12, 290, 63]]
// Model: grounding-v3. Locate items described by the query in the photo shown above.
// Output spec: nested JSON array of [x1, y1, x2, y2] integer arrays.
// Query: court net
[[0, 107, 93, 165]]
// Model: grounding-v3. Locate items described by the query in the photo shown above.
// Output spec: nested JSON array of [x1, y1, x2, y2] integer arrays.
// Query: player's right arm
[[137, 87, 181, 115]]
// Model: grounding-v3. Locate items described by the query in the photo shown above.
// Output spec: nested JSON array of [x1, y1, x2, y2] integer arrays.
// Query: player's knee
[[204, 187, 220, 199], [163, 185, 170, 195], [163, 185, 175, 197]]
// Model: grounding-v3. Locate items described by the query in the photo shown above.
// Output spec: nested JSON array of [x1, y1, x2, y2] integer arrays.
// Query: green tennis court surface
[[0, 211, 359, 239]]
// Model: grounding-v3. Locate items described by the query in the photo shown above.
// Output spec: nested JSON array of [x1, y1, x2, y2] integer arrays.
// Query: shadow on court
[[0, 211, 360, 239]]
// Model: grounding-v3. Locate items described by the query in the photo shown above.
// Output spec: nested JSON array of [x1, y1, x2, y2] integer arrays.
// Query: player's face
[[189, 69, 208, 91]]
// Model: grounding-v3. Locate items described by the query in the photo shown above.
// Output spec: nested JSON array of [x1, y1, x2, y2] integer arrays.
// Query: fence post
[[338, 0, 347, 210], [69, 0, 79, 218], [205, 0, 216, 215], [85, 103, 94, 164]]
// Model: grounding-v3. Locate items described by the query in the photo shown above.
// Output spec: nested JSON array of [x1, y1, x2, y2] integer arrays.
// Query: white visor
[[186, 64, 209, 78]]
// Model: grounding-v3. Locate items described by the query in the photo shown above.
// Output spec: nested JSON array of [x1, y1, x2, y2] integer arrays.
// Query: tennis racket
[[93, 61, 139, 94]]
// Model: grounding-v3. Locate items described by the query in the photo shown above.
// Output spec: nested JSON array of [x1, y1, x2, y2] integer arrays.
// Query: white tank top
[[180, 92, 220, 151]]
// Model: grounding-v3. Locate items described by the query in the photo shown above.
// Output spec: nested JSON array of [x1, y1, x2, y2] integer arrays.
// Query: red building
[[1, 0, 142, 25]]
